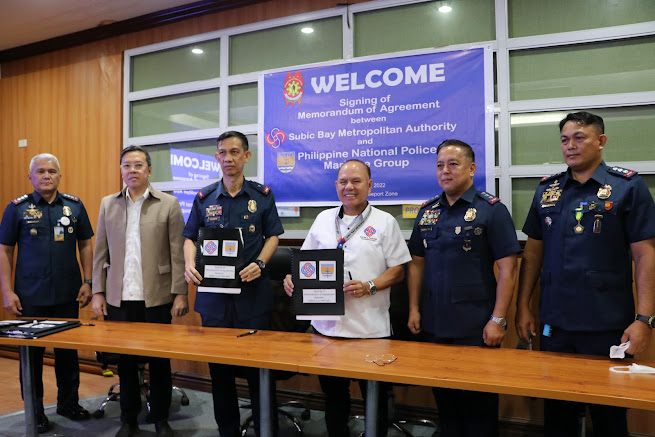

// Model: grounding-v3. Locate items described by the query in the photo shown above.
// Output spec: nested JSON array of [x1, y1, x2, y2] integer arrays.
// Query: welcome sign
[[260, 47, 493, 206]]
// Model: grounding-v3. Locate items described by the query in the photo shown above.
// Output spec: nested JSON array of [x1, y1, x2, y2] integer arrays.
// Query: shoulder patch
[[11, 194, 29, 205], [477, 191, 500, 204], [540, 171, 566, 184], [248, 180, 271, 195], [60, 193, 80, 202], [198, 181, 220, 200], [421, 195, 440, 208], [608, 166, 638, 179]]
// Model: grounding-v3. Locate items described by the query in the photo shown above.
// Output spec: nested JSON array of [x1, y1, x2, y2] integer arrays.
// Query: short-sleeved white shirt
[[302, 204, 411, 338]]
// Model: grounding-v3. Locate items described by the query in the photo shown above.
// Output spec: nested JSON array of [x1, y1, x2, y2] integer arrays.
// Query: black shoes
[[36, 412, 50, 434], [56, 403, 91, 420], [155, 420, 174, 437], [115, 422, 141, 437]]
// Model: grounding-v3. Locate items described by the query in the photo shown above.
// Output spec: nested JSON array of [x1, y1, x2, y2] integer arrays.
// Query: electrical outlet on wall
[[18, 139, 27, 148]]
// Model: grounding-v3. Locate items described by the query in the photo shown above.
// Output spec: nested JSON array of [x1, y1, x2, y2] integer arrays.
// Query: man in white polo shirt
[[283, 159, 411, 437]]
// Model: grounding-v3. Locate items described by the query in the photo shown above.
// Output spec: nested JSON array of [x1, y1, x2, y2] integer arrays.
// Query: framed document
[[196, 227, 246, 294], [291, 248, 344, 320]]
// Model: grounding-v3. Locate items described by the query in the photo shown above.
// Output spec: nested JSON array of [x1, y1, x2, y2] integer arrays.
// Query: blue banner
[[261, 48, 490, 205]]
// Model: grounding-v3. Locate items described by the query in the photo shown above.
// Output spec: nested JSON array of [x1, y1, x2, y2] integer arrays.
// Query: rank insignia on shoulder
[[478, 191, 500, 204], [61, 193, 80, 202], [198, 191, 205, 199], [540, 171, 565, 184], [249, 181, 271, 195], [608, 166, 637, 179], [421, 195, 440, 208], [11, 194, 28, 205]]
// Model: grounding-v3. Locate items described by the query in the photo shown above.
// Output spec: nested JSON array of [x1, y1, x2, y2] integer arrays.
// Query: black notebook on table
[[291, 248, 345, 320], [196, 227, 246, 294], [0, 320, 81, 339]]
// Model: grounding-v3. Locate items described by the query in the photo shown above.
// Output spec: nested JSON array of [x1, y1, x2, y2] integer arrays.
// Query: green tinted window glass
[[512, 178, 541, 230], [508, 0, 655, 38], [511, 106, 655, 165], [510, 36, 655, 100], [354, 0, 495, 57], [229, 83, 258, 126], [642, 174, 655, 201], [144, 134, 258, 183], [131, 40, 220, 91], [131, 89, 220, 137], [279, 204, 415, 232], [230, 17, 343, 75]]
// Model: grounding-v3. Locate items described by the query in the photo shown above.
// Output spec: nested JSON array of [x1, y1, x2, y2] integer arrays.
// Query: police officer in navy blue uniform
[[0, 153, 94, 433], [183, 131, 283, 437], [407, 140, 520, 437], [516, 112, 655, 437]]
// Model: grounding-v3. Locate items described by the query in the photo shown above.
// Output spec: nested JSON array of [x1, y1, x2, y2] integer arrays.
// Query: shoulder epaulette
[[421, 195, 440, 208], [608, 165, 638, 179], [540, 171, 566, 184], [477, 191, 500, 204], [61, 193, 80, 202], [11, 194, 29, 205], [198, 181, 220, 200], [248, 180, 271, 195]]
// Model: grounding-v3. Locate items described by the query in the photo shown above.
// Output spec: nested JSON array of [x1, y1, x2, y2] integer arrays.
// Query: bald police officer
[[0, 153, 94, 433]]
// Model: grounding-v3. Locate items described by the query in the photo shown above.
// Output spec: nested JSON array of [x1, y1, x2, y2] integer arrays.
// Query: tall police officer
[[0, 153, 94, 433], [407, 140, 520, 437], [183, 131, 283, 437], [516, 111, 655, 437]]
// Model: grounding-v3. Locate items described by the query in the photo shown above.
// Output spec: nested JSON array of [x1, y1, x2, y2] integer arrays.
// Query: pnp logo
[[283, 72, 304, 105], [364, 226, 376, 237]]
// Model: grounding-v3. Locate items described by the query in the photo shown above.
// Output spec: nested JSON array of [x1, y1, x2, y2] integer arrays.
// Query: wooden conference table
[[2, 321, 655, 436]]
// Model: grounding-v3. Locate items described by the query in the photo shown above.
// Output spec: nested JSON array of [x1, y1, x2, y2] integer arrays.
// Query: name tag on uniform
[[54, 226, 64, 241]]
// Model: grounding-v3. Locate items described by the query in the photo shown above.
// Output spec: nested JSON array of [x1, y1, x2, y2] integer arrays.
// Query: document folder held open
[[291, 248, 345, 321], [196, 227, 246, 294]]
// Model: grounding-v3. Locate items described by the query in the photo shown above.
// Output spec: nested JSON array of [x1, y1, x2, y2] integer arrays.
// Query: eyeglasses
[[365, 354, 397, 366], [120, 163, 147, 171]]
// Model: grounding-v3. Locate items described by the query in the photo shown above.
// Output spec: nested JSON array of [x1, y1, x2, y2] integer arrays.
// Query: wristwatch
[[255, 259, 266, 271], [367, 280, 377, 295], [490, 315, 507, 328], [635, 314, 655, 328], [83, 279, 92, 285]]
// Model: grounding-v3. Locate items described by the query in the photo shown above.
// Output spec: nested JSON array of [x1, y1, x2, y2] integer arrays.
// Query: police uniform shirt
[[302, 204, 412, 338], [408, 185, 520, 338], [522, 161, 655, 331], [183, 178, 284, 320], [0, 191, 94, 306]]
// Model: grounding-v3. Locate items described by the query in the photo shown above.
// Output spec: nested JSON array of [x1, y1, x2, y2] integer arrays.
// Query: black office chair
[[239, 246, 311, 436], [92, 351, 190, 419]]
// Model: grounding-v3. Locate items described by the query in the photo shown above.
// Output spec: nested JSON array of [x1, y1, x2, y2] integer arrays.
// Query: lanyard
[[335, 204, 372, 249]]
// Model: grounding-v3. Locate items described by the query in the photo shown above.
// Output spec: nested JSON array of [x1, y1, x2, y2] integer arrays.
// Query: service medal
[[597, 185, 611, 200], [30, 228, 37, 236], [574, 223, 584, 234], [248, 200, 257, 213], [464, 208, 476, 222], [63, 206, 72, 217]]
